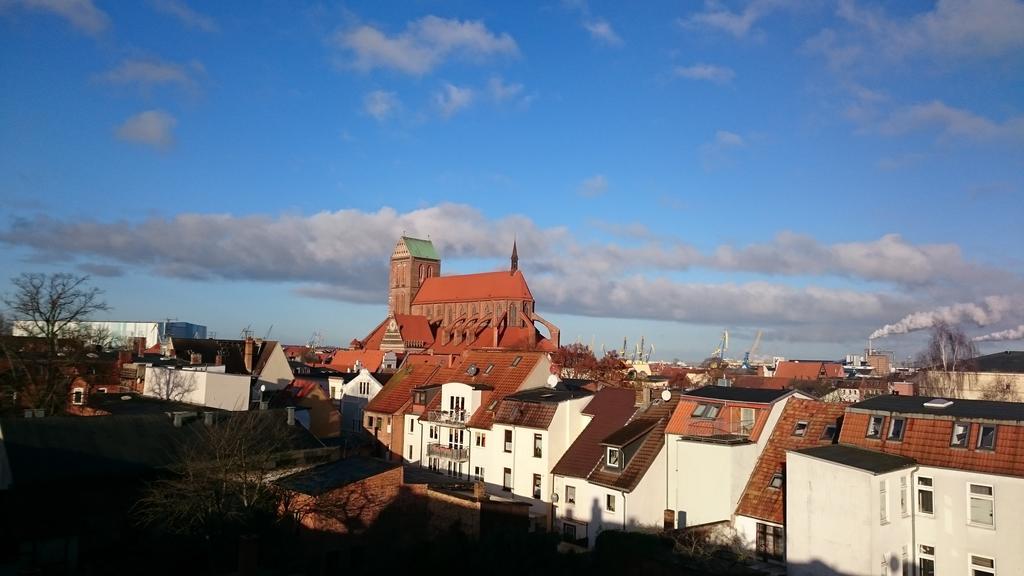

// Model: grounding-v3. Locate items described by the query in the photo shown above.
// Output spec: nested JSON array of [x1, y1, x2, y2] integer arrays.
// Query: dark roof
[[851, 394, 1024, 422], [503, 383, 593, 404], [600, 419, 657, 447], [0, 410, 322, 488], [492, 401, 558, 429], [170, 338, 277, 376], [683, 385, 793, 404], [587, 393, 681, 492], [276, 457, 400, 496], [551, 387, 636, 478], [794, 444, 916, 474], [972, 350, 1024, 373], [86, 392, 215, 416]]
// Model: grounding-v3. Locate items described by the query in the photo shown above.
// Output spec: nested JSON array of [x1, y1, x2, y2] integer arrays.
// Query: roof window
[[768, 472, 783, 489], [692, 403, 721, 419], [866, 415, 884, 439], [820, 424, 837, 441], [923, 398, 953, 409], [792, 421, 808, 437], [951, 421, 969, 448], [511, 356, 522, 367], [977, 425, 997, 450]]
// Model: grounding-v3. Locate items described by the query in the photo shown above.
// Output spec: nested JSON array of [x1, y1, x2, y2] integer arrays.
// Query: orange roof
[[730, 375, 794, 390], [429, 350, 546, 429], [362, 314, 436, 350], [401, 353, 452, 368], [734, 399, 846, 523], [665, 387, 795, 438], [412, 270, 534, 304], [324, 349, 385, 373], [364, 363, 442, 415], [774, 361, 844, 380]]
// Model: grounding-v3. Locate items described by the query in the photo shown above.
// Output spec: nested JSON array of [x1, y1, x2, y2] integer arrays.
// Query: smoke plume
[[869, 295, 1020, 339], [973, 324, 1024, 342]]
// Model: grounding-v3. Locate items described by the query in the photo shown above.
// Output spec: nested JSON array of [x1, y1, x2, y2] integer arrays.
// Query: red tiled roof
[[838, 410, 1024, 477], [325, 350, 385, 373], [665, 387, 792, 438], [362, 314, 436, 350], [364, 363, 442, 415], [492, 401, 558, 429], [735, 399, 847, 523], [587, 393, 681, 492], [287, 377, 329, 400], [401, 353, 452, 368], [412, 270, 534, 304], [730, 375, 794, 390], [774, 361, 843, 380], [551, 387, 637, 479], [429, 350, 546, 429]]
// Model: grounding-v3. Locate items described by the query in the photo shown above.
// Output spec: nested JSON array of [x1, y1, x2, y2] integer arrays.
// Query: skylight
[[923, 398, 953, 409]]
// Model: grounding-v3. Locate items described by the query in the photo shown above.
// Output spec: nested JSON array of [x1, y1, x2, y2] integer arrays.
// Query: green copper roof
[[402, 236, 440, 260]]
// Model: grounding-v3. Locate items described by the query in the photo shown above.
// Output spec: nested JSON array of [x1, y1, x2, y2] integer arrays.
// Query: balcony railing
[[426, 443, 470, 461], [427, 409, 468, 426], [679, 419, 756, 442]]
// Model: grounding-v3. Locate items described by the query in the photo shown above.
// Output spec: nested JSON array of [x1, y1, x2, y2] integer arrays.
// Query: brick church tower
[[388, 236, 440, 316]]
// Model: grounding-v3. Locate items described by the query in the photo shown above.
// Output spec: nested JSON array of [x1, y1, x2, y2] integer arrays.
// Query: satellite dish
[[546, 374, 560, 388], [660, 389, 672, 402], [551, 492, 560, 503]]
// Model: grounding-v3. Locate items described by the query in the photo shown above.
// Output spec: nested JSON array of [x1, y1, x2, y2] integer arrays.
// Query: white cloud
[[115, 110, 177, 150], [673, 63, 735, 83], [149, 0, 217, 32], [680, 0, 798, 38], [877, 100, 1024, 143], [434, 83, 474, 118], [363, 90, 400, 120], [488, 76, 524, 102], [100, 59, 203, 94], [582, 19, 623, 46], [578, 174, 609, 197], [699, 130, 747, 169], [335, 15, 518, 75], [2, 0, 109, 35]]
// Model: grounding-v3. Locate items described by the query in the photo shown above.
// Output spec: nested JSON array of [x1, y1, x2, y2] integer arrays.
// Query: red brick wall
[[289, 466, 404, 534]]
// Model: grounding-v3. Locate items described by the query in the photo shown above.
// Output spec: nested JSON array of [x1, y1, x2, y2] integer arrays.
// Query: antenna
[[240, 325, 253, 339], [263, 324, 274, 340]]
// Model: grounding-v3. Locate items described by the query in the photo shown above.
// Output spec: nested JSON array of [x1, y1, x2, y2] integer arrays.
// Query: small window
[[792, 421, 808, 437], [900, 477, 909, 517], [971, 555, 995, 576], [476, 432, 486, 447], [566, 485, 576, 504], [919, 545, 935, 576], [503, 467, 512, 492], [866, 415, 884, 438], [532, 474, 542, 499], [917, 477, 934, 515], [879, 480, 889, 525], [367, 415, 374, 428], [409, 418, 415, 432], [408, 445, 413, 459], [606, 447, 621, 469], [606, 494, 616, 512], [820, 424, 837, 441], [511, 356, 522, 367], [705, 404, 721, 418], [71, 388, 85, 406], [951, 421, 970, 447], [692, 404, 708, 417], [888, 418, 906, 441], [474, 466, 485, 480], [768, 472, 784, 489], [968, 483, 994, 527], [504, 429, 513, 453], [533, 433, 543, 458], [977, 425, 997, 450]]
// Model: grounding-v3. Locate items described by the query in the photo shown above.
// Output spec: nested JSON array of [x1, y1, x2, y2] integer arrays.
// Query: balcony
[[427, 409, 468, 426], [426, 443, 470, 462], [677, 419, 755, 444]]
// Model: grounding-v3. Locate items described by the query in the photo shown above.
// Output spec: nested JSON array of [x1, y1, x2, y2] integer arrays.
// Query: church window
[[419, 264, 426, 283]]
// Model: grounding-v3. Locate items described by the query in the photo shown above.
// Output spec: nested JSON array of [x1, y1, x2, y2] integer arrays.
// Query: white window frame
[[475, 432, 486, 447], [879, 479, 889, 525], [917, 476, 934, 516], [866, 415, 884, 438], [566, 485, 576, 504], [900, 476, 909, 517], [888, 417, 906, 441], [606, 447, 621, 469], [606, 494, 616, 512], [71, 387, 85, 406], [951, 421, 970, 447], [977, 425, 997, 451], [792, 421, 808, 437], [967, 483, 995, 528], [970, 554, 996, 576], [919, 545, 935, 576]]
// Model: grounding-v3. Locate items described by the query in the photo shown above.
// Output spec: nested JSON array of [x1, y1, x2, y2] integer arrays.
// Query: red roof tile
[[362, 314, 436, 350], [774, 361, 844, 380], [735, 399, 847, 523], [364, 363, 441, 415], [412, 270, 534, 304], [587, 393, 681, 491], [551, 387, 637, 479], [324, 350, 385, 373], [429, 350, 547, 429]]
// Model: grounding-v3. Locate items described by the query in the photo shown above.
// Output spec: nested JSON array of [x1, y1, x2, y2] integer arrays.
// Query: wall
[[255, 343, 293, 391], [142, 365, 250, 410], [288, 466, 403, 534], [669, 438, 758, 527], [332, 370, 383, 433]]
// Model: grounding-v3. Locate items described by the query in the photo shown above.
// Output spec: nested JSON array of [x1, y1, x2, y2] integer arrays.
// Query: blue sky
[[1, 0, 1022, 362]]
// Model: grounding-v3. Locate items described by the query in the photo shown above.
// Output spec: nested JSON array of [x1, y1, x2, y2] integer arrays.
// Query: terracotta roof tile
[[362, 314, 436, 350], [364, 363, 441, 415], [735, 399, 847, 523], [430, 350, 546, 429], [492, 401, 558, 429], [325, 350, 386, 373], [551, 387, 637, 478], [412, 270, 534, 304], [774, 361, 844, 380]]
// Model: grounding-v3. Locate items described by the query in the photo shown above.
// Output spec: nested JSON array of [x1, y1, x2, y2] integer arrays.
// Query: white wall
[[254, 343, 293, 391], [331, 370, 384, 432], [143, 365, 250, 410], [668, 438, 758, 527]]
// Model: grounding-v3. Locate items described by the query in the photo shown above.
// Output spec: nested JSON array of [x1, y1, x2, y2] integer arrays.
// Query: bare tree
[[2, 273, 109, 412], [916, 321, 978, 398], [978, 374, 1021, 402], [146, 367, 197, 402]]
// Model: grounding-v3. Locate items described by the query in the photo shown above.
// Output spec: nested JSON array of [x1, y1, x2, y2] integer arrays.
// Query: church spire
[[510, 239, 519, 273]]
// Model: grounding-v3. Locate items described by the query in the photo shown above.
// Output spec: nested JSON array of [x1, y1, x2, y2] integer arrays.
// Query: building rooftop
[[502, 382, 593, 404], [793, 444, 917, 474], [971, 350, 1024, 373], [683, 386, 794, 404], [551, 387, 637, 479], [851, 394, 1024, 422], [401, 236, 440, 260], [275, 456, 401, 496], [85, 392, 215, 416], [412, 270, 534, 304]]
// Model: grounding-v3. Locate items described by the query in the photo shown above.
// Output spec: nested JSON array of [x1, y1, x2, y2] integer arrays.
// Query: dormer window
[[820, 424, 837, 441], [792, 421, 808, 437], [606, 447, 621, 469], [768, 472, 784, 489], [887, 418, 906, 441], [413, 391, 426, 405], [977, 425, 997, 450], [866, 415, 884, 438], [692, 403, 721, 419], [951, 421, 969, 447]]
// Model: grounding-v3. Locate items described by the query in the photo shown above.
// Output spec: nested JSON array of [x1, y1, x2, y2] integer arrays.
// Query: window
[[977, 425, 997, 450], [484, 363, 494, 375], [366, 415, 373, 428], [739, 407, 755, 435], [429, 425, 438, 439], [533, 474, 542, 499], [533, 434, 543, 458], [606, 494, 616, 512], [503, 467, 512, 491], [970, 555, 995, 576], [359, 381, 369, 395], [376, 417, 382, 430], [474, 466, 485, 480], [692, 403, 721, 419], [888, 418, 906, 441], [755, 523, 784, 562], [566, 485, 576, 504], [820, 424, 837, 441], [562, 522, 577, 543], [511, 356, 522, 367], [951, 421, 970, 447], [917, 476, 934, 515], [410, 418, 415, 432], [866, 415, 884, 438], [792, 421, 808, 437], [768, 472, 784, 489], [408, 445, 413, 459], [71, 388, 84, 405], [504, 429, 513, 452], [606, 447, 621, 469], [475, 432, 486, 447], [97, 387, 107, 394], [968, 483, 994, 527], [919, 545, 935, 576], [900, 477, 909, 517], [879, 480, 889, 525], [414, 391, 426, 405], [901, 545, 909, 576]]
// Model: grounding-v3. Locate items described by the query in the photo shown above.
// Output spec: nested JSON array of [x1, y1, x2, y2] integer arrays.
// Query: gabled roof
[[601, 419, 658, 447], [430, 350, 547, 429], [412, 270, 534, 304], [492, 402, 558, 429], [363, 363, 442, 415], [587, 392, 681, 492], [325, 349, 386, 373], [793, 444, 916, 474], [729, 375, 794, 390], [683, 386, 794, 404], [774, 361, 844, 380], [551, 387, 637, 479], [362, 314, 435, 350], [735, 398, 847, 523], [169, 338, 276, 376], [400, 236, 440, 260]]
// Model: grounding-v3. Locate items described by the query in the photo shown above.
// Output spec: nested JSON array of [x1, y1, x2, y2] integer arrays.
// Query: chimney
[[244, 337, 254, 373], [190, 351, 202, 365], [204, 412, 215, 426], [286, 406, 296, 426], [135, 337, 146, 356], [492, 326, 499, 347]]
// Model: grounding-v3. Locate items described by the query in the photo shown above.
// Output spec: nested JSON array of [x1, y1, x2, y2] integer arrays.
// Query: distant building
[[12, 319, 206, 348]]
